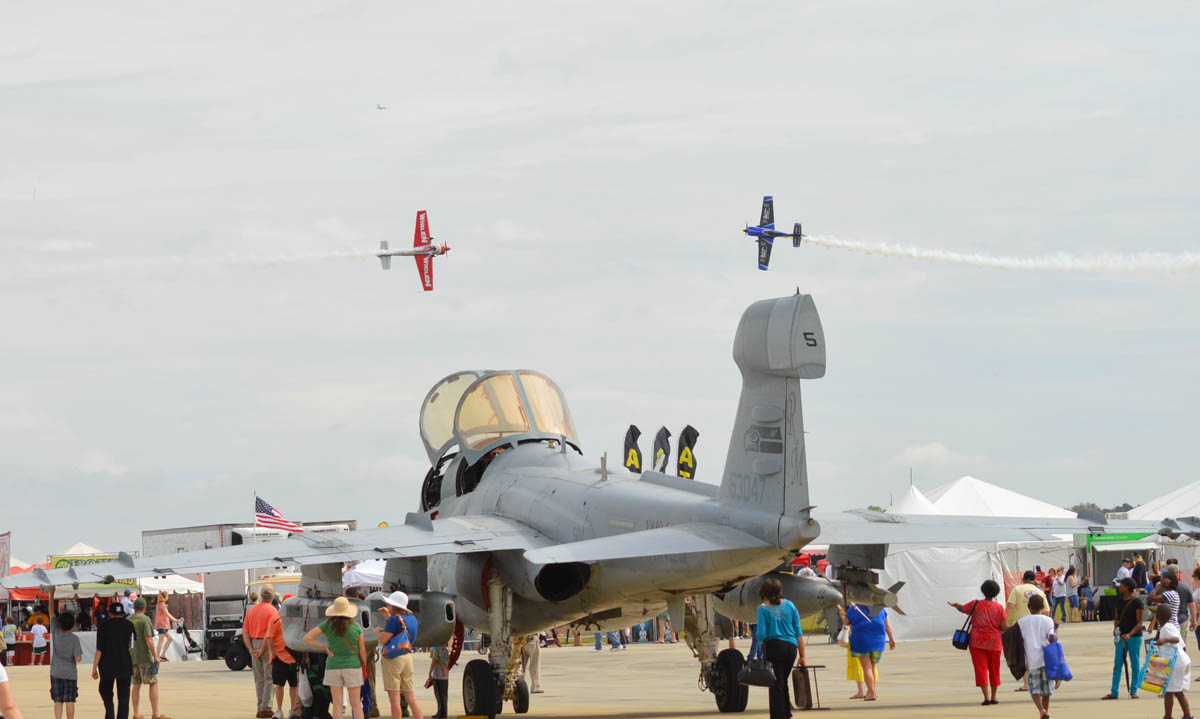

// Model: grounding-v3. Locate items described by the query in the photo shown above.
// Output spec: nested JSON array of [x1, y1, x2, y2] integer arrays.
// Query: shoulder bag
[[952, 601, 979, 650]]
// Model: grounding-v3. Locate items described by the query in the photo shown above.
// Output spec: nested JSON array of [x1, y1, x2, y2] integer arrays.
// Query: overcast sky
[[2, 2, 1198, 562]]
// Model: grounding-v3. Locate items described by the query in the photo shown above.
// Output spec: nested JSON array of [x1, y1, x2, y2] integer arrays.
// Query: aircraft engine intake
[[533, 562, 591, 602]]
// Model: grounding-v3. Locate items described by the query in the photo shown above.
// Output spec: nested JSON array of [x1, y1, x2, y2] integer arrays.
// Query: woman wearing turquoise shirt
[[754, 577, 805, 719]]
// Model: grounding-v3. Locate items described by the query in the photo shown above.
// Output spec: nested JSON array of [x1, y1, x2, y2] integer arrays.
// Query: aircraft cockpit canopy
[[420, 370, 580, 464]]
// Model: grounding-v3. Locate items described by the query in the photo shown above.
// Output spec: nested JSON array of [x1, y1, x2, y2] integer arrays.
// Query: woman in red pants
[[948, 579, 1008, 706]]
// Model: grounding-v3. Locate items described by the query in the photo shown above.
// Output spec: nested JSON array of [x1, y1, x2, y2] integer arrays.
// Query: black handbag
[[738, 658, 777, 687], [952, 601, 978, 650]]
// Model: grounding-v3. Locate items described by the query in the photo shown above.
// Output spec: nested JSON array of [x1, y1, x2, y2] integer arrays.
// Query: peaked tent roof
[[60, 542, 106, 556], [890, 484, 942, 515], [925, 475, 1075, 518], [1128, 479, 1200, 521]]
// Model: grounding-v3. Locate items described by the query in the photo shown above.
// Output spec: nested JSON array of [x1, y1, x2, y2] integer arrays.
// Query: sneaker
[[591, 647, 603, 652], [610, 645, 620, 651]]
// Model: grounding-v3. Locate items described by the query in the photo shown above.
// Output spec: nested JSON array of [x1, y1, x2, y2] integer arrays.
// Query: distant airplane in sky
[[376, 104, 387, 110], [376, 210, 451, 291], [743, 196, 804, 270]]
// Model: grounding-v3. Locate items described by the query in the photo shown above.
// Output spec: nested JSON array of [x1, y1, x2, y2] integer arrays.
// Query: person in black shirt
[[1132, 554, 1148, 590], [1102, 578, 1144, 700], [92, 602, 135, 719]]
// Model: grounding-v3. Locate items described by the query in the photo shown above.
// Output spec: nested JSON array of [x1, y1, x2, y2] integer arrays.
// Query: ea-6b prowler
[[4, 293, 1164, 717]]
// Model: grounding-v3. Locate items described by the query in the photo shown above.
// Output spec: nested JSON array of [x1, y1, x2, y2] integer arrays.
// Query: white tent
[[889, 485, 941, 515], [926, 476, 1075, 518], [60, 542, 106, 556], [877, 476, 1076, 642], [1129, 479, 1200, 520], [141, 575, 205, 595], [343, 559, 386, 589]]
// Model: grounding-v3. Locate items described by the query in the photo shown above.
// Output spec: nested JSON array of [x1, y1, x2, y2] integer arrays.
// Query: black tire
[[224, 643, 250, 672], [463, 659, 498, 718], [713, 648, 749, 713], [513, 677, 530, 714]]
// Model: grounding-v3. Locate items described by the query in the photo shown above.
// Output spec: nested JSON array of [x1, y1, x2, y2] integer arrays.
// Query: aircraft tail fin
[[379, 241, 391, 270], [717, 294, 825, 521], [792, 223, 803, 248]]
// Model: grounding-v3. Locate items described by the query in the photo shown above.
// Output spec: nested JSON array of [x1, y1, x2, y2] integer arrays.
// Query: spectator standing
[[120, 589, 135, 617], [1006, 571, 1049, 624], [264, 610, 300, 719], [521, 634, 542, 694], [1079, 579, 1095, 622], [304, 596, 366, 719], [2, 617, 16, 666], [1149, 574, 1182, 629], [1114, 558, 1133, 587], [840, 602, 894, 703], [1101, 577, 1144, 700], [1192, 568, 1200, 648], [93, 602, 135, 719], [1016, 594, 1056, 719], [47, 588, 83, 719], [1132, 554, 1149, 590], [426, 640, 452, 719], [948, 579, 1008, 705], [153, 592, 178, 661], [0, 658, 26, 719], [1051, 571, 1068, 623], [244, 586, 281, 718], [1150, 604, 1192, 719], [1064, 568, 1080, 622], [128, 597, 165, 719], [30, 618, 49, 666], [755, 577, 805, 719], [376, 591, 423, 719]]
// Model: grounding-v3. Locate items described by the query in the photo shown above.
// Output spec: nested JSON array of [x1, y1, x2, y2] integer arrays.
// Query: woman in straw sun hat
[[377, 591, 424, 719], [303, 596, 367, 719]]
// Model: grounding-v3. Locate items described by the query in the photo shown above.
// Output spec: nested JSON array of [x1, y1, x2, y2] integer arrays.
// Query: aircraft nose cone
[[818, 585, 843, 608]]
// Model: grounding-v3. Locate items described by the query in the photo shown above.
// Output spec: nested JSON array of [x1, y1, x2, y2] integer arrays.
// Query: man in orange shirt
[[242, 586, 279, 718], [264, 611, 300, 719]]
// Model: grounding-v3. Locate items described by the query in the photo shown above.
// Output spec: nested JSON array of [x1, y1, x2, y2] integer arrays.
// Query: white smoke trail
[[804, 235, 1200, 273], [0, 249, 376, 288]]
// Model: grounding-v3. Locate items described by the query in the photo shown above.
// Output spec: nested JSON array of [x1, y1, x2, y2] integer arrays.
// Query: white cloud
[[30, 239, 93, 253], [77, 451, 128, 477], [889, 442, 988, 473]]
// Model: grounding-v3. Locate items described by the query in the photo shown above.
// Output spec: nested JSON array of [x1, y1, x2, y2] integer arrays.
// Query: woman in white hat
[[377, 591, 424, 719], [303, 596, 366, 719]]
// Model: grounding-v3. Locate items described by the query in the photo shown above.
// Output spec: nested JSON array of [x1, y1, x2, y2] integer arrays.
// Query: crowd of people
[[943, 555, 1199, 719]]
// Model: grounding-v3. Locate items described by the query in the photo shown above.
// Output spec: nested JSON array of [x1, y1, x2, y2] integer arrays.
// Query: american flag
[[255, 496, 304, 533]]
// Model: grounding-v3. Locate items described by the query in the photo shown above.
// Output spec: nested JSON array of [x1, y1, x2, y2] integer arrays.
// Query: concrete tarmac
[[3, 622, 1177, 718]]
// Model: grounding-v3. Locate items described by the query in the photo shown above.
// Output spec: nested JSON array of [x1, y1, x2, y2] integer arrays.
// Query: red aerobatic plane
[[375, 210, 451, 291]]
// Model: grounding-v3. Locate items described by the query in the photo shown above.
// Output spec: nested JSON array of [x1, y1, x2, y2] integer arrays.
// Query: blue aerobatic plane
[[743, 196, 804, 270]]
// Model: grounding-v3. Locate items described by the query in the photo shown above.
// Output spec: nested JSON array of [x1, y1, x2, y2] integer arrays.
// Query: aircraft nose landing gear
[[462, 572, 530, 717]]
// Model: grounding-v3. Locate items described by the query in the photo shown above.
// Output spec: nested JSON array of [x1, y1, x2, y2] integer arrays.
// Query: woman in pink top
[[153, 591, 179, 660], [949, 579, 1008, 706]]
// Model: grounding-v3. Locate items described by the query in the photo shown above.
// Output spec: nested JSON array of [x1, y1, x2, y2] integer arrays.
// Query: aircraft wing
[[415, 254, 434, 291], [0, 514, 546, 590], [757, 237, 773, 271], [414, 210, 431, 248], [817, 510, 1169, 546], [523, 522, 770, 565], [759, 196, 774, 228]]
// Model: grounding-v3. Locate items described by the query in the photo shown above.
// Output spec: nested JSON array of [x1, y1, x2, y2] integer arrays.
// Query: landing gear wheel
[[463, 659, 498, 718], [224, 644, 250, 671], [713, 648, 749, 713], [513, 677, 530, 714]]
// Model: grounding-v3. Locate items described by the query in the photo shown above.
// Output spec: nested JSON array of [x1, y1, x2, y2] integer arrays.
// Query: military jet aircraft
[[376, 104, 387, 110], [744, 195, 804, 270], [376, 210, 450, 291], [3, 292, 1167, 718]]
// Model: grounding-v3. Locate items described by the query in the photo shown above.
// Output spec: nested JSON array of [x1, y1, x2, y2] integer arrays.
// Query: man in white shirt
[[120, 589, 135, 617], [1017, 594, 1057, 718], [1115, 558, 1133, 587]]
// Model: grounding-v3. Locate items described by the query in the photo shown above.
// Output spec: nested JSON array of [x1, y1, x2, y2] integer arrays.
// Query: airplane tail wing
[[757, 237, 773, 270], [414, 210, 432, 248], [415, 254, 434, 291], [379, 241, 391, 270], [792, 222, 803, 248]]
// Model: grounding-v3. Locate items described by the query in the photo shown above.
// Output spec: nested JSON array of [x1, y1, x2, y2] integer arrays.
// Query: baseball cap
[[108, 602, 126, 617], [133, 598, 147, 610], [123, 588, 132, 595]]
